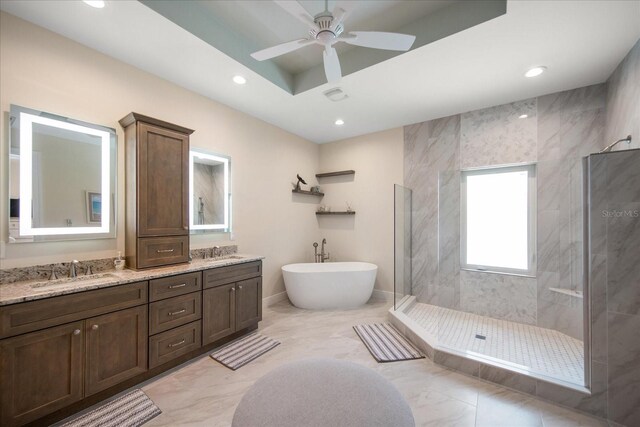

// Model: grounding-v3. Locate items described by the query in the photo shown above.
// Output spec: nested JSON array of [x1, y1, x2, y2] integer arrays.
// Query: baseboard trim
[[370, 289, 394, 302], [262, 291, 288, 308]]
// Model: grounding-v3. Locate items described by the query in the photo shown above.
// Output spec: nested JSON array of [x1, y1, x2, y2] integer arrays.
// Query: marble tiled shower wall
[[404, 86, 605, 339], [403, 40, 639, 425]]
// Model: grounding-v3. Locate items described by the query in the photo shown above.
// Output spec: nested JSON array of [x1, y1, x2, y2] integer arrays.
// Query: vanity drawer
[[149, 320, 201, 369], [149, 292, 202, 335], [137, 236, 189, 269], [0, 282, 148, 339], [149, 272, 201, 302], [203, 261, 262, 289]]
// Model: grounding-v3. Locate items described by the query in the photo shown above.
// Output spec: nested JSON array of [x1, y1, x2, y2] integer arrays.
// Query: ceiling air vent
[[323, 88, 348, 102]]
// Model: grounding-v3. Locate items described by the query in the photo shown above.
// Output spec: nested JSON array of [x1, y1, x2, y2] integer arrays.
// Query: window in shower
[[461, 164, 536, 276]]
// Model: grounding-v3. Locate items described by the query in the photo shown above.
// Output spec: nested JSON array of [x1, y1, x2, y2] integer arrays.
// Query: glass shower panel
[[394, 184, 412, 310]]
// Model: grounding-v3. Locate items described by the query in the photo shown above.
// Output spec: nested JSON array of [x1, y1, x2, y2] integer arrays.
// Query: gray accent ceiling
[[140, 0, 507, 95]]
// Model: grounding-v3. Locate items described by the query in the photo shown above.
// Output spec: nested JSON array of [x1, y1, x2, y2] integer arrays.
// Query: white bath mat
[[210, 333, 280, 370], [354, 323, 424, 362]]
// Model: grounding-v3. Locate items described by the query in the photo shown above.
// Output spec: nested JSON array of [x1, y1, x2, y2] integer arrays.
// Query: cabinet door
[[0, 322, 84, 427], [85, 305, 148, 396], [137, 122, 189, 237], [236, 277, 262, 330], [203, 284, 236, 345]]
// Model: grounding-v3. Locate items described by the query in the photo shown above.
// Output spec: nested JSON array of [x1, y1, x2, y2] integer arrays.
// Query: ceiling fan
[[251, 0, 416, 83]]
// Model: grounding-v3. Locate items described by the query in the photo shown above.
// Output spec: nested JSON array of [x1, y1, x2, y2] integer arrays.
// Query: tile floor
[[405, 302, 585, 385], [132, 300, 607, 427]]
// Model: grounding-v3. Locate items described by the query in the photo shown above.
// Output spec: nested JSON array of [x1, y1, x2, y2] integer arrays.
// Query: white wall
[[0, 12, 320, 298], [318, 128, 404, 294]]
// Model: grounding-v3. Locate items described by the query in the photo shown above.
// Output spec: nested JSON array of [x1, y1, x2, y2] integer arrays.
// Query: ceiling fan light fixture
[[335, 119, 345, 126], [83, 0, 105, 8], [232, 75, 247, 85], [525, 66, 547, 78]]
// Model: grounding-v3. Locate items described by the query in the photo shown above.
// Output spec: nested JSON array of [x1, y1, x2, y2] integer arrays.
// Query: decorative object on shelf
[[311, 185, 321, 193], [346, 202, 353, 213], [317, 205, 327, 213], [295, 174, 307, 191], [316, 170, 355, 178]]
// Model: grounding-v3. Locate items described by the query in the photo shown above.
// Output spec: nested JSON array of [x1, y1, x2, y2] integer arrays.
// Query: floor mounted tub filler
[[282, 262, 378, 309]]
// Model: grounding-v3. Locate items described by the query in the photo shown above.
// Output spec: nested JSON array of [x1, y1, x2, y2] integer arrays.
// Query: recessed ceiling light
[[519, 114, 528, 119], [232, 75, 247, 85], [335, 119, 344, 126], [525, 66, 547, 78], [83, 0, 105, 8]]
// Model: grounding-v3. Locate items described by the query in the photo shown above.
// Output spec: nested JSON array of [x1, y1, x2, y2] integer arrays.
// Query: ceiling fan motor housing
[[309, 12, 343, 43]]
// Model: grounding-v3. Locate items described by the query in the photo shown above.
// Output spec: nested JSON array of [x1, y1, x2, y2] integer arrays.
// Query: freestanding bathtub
[[282, 262, 378, 309]]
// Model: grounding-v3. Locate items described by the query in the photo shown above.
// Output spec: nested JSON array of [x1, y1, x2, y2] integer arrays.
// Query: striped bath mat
[[210, 333, 280, 370], [354, 323, 424, 362], [61, 389, 161, 427]]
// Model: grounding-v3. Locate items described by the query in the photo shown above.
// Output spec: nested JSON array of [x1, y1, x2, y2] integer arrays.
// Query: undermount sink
[[30, 273, 117, 290]]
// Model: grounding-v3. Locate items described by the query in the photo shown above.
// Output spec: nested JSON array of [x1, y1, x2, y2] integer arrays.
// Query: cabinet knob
[[91, 324, 99, 330], [73, 329, 81, 335], [231, 287, 236, 292], [238, 285, 243, 290]]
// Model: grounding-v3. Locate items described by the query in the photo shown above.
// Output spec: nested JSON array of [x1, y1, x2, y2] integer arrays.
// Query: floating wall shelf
[[292, 189, 325, 197], [315, 170, 355, 178], [316, 211, 356, 215]]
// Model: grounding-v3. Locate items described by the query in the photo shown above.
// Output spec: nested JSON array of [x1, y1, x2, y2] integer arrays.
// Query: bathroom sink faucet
[[69, 260, 79, 278]]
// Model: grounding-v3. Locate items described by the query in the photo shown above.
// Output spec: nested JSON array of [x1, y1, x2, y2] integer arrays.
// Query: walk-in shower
[[393, 146, 639, 391]]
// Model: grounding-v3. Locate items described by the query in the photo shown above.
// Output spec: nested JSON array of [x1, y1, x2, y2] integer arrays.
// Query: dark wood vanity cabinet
[[203, 262, 262, 345], [0, 322, 84, 427], [0, 261, 263, 426], [203, 283, 237, 345], [85, 305, 148, 396], [236, 277, 262, 330], [0, 283, 149, 427], [119, 112, 193, 270]]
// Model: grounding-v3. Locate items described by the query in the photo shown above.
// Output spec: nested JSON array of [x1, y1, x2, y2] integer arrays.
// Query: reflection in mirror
[[189, 149, 230, 233], [9, 105, 117, 242]]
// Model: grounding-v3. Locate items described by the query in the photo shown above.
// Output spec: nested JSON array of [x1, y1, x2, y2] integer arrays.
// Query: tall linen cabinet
[[119, 113, 193, 269]]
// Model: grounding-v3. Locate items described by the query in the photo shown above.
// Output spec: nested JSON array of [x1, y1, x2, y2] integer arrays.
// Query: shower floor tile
[[405, 302, 584, 385]]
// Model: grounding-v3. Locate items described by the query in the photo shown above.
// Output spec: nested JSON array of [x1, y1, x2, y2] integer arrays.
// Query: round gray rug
[[232, 358, 415, 427]]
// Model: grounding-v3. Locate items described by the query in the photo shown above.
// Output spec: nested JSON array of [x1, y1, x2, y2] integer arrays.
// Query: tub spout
[[321, 239, 329, 263]]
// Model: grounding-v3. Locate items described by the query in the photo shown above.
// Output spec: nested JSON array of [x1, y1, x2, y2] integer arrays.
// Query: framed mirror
[[8, 105, 117, 242], [189, 148, 231, 233]]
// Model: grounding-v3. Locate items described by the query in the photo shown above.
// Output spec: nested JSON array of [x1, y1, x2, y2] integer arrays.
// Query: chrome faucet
[[320, 238, 329, 263], [213, 246, 220, 258], [69, 260, 79, 278]]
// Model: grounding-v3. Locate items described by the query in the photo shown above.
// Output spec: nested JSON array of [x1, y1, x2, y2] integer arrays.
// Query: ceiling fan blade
[[274, 0, 317, 29], [323, 46, 342, 83], [251, 38, 315, 61], [340, 31, 416, 51], [331, 0, 356, 30], [330, 7, 348, 31]]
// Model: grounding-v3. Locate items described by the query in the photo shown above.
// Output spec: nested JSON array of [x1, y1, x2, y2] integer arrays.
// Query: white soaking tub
[[282, 262, 378, 309]]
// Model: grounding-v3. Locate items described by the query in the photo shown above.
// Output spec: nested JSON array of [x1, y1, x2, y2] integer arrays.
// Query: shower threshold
[[389, 296, 588, 394]]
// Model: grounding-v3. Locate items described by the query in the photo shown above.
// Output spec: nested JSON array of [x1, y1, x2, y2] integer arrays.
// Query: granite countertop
[[0, 254, 264, 306]]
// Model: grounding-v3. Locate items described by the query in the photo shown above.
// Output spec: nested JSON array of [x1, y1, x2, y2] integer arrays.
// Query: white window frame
[[460, 163, 537, 277]]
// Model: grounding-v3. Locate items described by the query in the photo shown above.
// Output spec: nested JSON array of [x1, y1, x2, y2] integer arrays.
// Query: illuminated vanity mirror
[[8, 105, 116, 242], [189, 149, 231, 233]]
